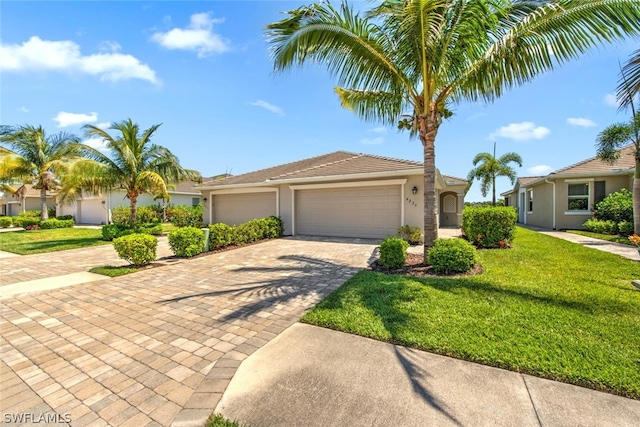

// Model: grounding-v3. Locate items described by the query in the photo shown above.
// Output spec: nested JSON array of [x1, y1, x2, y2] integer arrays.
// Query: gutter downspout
[[545, 178, 556, 230]]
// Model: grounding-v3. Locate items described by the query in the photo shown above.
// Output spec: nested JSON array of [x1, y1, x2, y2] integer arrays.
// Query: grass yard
[[303, 227, 640, 398], [89, 265, 140, 277], [567, 229, 635, 246], [0, 228, 109, 254]]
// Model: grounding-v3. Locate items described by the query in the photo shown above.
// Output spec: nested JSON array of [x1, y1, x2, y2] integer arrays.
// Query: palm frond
[[617, 47, 640, 110], [335, 87, 406, 125]]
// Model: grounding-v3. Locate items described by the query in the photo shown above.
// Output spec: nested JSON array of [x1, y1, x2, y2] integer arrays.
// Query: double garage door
[[212, 185, 401, 239], [295, 185, 401, 239]]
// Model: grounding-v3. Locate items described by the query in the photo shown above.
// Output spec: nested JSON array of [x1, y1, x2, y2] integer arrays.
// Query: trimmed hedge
[[169, 204, 204, 228], [397, 225, 423, 245], [208, 216, 285, 250], [40, 219, 74, 229], [13, 217, 41, 228], [462, 206, 517, 248], [583, 219, 617, 235], [101, 223, 163, 241], [113, 234, 157, 266], [379, 236, 409, 269], [56, 215, 73, 220], [111, 205, 159, 225], [427, 238, 477, 274], [618, 221, 635, 236], [593, 189, 633, 223], [168, 227, 205, 257], [0, 217, 12, 228]]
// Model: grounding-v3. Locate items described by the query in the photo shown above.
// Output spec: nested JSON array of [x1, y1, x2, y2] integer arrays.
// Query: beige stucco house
[[198, 151, 470, 239], [57, 181, 203, 224], [501, 145, 635, 230], [0, 184, 55, 216]]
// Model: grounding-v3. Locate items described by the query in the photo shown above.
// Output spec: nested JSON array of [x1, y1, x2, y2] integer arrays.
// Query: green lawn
[[567, 229, 635, 246], [0, 228, 110, 254], [302, 227, 640, 398], [89, 265, 140, 277], [206, 414, 247, 427]]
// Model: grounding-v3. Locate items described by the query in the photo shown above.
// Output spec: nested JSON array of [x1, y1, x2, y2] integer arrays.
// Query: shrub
[[168, 227, 205, 257], [583, 219, 617, 235], [111, 205, 160, 225], [138, 224, 163, 236], [113, 234, 157, 266], [593, 189, 633, 223], [18, 210, 41, 218], [265, 216, 285, 238], [169, 204, 203, 228], [618, 221, 635, 236], [462, 206, 517, 248], [397, 225, 423, 245], [209, 223, 234, 249], [13, 217, 41, 228], [0, 217, 12, 228], [110, 206, 130, 225], [102, 224, 122, 241], [40, 219, 74, 229], [379, 236, 409, 269], [427, 238, 477, 274], [56, 215, 73, 220]]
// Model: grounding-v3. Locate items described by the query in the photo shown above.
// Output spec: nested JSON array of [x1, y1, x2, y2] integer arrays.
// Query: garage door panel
[[79, 200, 107, 224], [214, 193, 276, 225], [296, 185, 401, 239]]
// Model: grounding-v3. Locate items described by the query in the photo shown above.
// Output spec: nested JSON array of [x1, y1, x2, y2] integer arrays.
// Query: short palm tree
[[468, 142, 522, 206], [0, 125, 83, 220], [266, 0, 640, 253], [60, 119, 200, 225]]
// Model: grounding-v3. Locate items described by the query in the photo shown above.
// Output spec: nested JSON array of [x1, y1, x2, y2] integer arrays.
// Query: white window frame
[[564, 179, 593, 215], [527, 190, 533, 213]]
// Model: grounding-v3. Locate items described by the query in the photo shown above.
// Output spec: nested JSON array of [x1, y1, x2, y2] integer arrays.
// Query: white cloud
[[369, 126, 386, 133], [17, 106, 29, 113], [82, 137, 109, 152], [151, 12, 229, 58], [527, 165, 554, 175], [250, 100, 284, 116], [98, 41, 121, 53], [0, 36, 159, 84], [489, 122, 550, 141], [566, 117, 596, 127], [603, 93, 618, 107], [95, 122, 111, 130], [53, 111, 98, 128], [360, 137, 384, 145]]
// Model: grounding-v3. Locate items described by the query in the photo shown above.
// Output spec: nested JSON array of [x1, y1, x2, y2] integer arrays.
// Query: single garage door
[[79, 200, 107, 224], [213, 192, 276, 225], [296, 185, 401, 239]]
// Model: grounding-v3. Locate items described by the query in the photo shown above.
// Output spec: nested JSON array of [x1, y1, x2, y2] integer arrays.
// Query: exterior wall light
[[412, 186, 418, 195]]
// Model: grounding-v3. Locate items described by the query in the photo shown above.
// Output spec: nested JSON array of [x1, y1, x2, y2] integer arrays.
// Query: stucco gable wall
[[524, 182, 554, 229]]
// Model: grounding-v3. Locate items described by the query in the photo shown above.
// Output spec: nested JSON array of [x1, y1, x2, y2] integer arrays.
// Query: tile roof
[[442, 175, 468, 186], [201, 151, 424, 186], [550, 144, 635, 176], [518, 176, 543, 186]]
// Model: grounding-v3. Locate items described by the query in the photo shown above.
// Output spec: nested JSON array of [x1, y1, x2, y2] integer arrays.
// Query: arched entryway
[[439, 192, 460, 226]]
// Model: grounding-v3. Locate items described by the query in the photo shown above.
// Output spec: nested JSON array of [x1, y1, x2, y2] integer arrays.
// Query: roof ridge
[[269, 153, 363, 179], [442, 174, 467, 182], [550, 143, 634, 175], [361, 152, 423, 167]]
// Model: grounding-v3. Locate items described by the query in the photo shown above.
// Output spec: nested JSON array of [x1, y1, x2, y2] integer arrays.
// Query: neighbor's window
[[568, 183, 589, 211], [192, 197, 200, 207], [528, 190, 533, 212]]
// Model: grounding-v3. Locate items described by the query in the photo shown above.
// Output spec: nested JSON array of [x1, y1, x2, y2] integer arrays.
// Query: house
[[500, 145, 635, 230], [198, 151, 470, 239], [57, 180, 203, 224], [0, 184, 55, 216]]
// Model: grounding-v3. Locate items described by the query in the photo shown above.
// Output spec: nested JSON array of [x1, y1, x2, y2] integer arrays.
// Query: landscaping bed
[[371, 252, 483, 277], [303, 227, 640, 399]]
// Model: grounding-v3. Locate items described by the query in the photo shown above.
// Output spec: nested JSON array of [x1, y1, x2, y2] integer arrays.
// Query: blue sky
[[1, 1, 637, 202]]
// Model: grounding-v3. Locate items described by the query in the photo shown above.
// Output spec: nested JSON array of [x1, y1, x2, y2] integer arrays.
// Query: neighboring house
[[501, 145, 635, 230], [0, 184, 55, 216], [57, 180, 203, 225], [198, 151, 470, 239]]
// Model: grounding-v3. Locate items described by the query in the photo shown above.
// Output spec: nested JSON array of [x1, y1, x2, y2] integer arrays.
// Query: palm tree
[[597, 69, 640, 233], [0, 125, 83, 220], [60, 119, 200, 225], [617, 48, 640, 110], [467, 142, 522, 206], [266, 0, 640, 253]]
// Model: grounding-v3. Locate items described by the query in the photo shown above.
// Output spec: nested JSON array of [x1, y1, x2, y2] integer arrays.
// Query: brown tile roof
[[550, 144, 635, 176], [168, 180, 202, 193], [442, 175, 468, 186], [518, 176, 543, 186], [201, 151, 424, 187]]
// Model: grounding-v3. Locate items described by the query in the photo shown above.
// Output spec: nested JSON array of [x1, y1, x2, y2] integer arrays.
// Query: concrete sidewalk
[[537, 230, 640, 261], [217, 323, 640, 427]]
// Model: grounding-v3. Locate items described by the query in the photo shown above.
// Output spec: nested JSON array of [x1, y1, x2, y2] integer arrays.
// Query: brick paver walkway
[[0, 237, 378, 426], [0, 237, 174, 287]]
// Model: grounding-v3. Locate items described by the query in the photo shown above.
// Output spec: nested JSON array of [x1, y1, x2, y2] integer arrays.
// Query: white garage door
[[296, 185, 401, 239], [79, 200, 107, 224], [213, 192, 276, 225]]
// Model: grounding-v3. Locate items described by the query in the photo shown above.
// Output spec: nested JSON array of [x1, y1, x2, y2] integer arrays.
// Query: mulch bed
[[370, 253, 483, 278]]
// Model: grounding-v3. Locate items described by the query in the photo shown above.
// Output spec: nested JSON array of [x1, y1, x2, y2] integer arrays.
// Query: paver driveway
[[0, 237, 378, 427]]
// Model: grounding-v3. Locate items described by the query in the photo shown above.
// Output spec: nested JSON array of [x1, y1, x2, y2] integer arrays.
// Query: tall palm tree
[[266, 0, 640, 253], [617, 48, 640, 110], [467, 142, 522, 206], [60, 119, 200, 225], [0, 125, 82, 220]]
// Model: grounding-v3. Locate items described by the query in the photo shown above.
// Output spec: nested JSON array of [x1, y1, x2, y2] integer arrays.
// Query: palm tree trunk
[[418, 113, 440, 258], [40, 188, 49, 221], [492, 176, 496, 206], [634, 160, 640, 234], [129, 195, 138, 226]]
